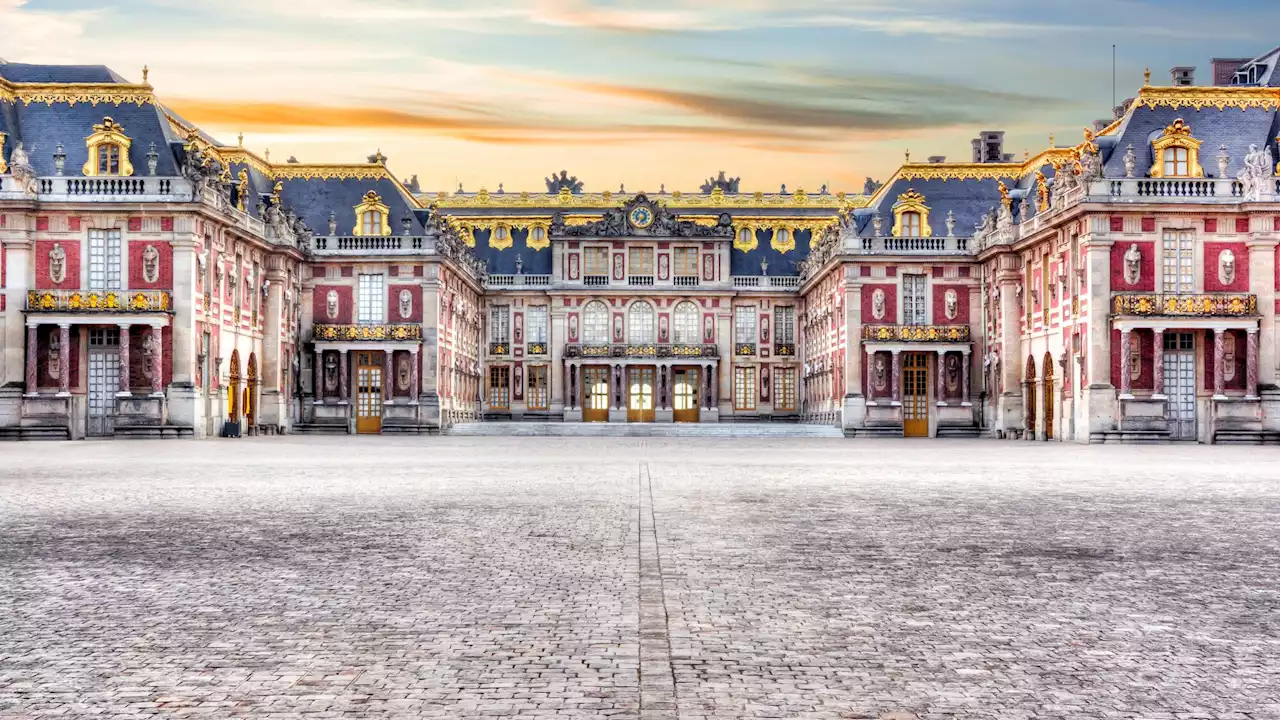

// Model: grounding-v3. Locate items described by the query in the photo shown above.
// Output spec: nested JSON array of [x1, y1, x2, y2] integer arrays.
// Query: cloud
[[0, 0, 101, 59]]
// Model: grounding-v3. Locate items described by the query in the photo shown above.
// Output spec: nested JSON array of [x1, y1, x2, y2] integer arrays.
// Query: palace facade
[[4, 53, 1280, 442]]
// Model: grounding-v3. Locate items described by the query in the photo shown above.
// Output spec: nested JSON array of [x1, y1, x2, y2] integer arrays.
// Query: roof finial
[[237, 132, 244, 147], [1024, 148, 1030, 161], [142, 65, 149, 84], [905, 149, 911, 162], [1144, 67, 1151, 86], [1049, 133, 1054, 147], [265, 148, 271, 162]]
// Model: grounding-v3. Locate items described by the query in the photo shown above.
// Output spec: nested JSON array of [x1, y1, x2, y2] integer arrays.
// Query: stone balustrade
[[0, 176, 190, 202], [1112, 292, 1258, 317], [26, 289, 172, 313], [853, 236, 971, 255], [563, 343, 719, 359]]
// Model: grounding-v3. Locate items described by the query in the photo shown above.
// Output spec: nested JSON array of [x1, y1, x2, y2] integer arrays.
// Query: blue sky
[[5, 0, 1280, 193]]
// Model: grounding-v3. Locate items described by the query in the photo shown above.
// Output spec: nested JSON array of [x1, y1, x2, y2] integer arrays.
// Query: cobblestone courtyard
[[2, 437, 1278, 719]]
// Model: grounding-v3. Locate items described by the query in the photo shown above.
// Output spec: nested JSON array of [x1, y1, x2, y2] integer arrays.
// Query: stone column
[[57, 324, 71, 396], [1213, 329, 1226, 399], [864, 346, 876, 400], [891, 350, 902, 404], [935, 350, 947, 405], [117, 324, 132, 396], [313, 349, 324, 403], [338, 350, 349, 403], [961, 349, 971, 405], [384, 350, 394, 401], [410, 348, 420, 402], [25, 325, 38, 396], [1247, 327, 1260, 399], [1151, 328, 1165, 398], [707, 362, 717, 407], [150, 324, 164, 396], [1118, 328, 1132, 398]]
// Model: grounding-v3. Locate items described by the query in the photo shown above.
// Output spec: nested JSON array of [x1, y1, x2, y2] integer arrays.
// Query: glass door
[[902, 352, 929, 437], [673, 367, 700, 423], [583, 366, 610, 422], [1163, 332, 1196, 439], [627, 366, 655, 422], [355, 351, 383, 434]]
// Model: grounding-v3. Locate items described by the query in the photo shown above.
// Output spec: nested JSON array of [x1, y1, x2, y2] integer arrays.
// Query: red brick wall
[[1110, 241, 1155, 292], [34, 240, 80, 290], [931, 284, 970, 325], [1203, 241, 1249, 292], [387, 285, 423, 323], [311, 284, 353, 324], [128, 241, 173, 289], [860, 283, 897, 324]]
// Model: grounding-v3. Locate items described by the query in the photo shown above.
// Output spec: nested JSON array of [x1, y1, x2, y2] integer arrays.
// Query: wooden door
[[355, 350, 384, 434], [583, 366, 610, 422], [1042, 352, 1054, 440], [627, 366, 656, 422], [902, 352, 929, 437], [672, 367, 700, 423]]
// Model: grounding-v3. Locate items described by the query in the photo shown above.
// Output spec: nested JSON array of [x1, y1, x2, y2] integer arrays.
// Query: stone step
[[292, 423, 350, 435], [936, 425, 983, 438], [446, 422, 844, 438], [845, 426, 903, 439], [0, 426, 71, 441], [1089, 430, 1174, 444], [1213, 429, 1280, 445], [114, 425, 194, 439]]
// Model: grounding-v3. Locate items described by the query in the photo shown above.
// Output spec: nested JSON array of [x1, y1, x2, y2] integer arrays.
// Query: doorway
[[1163, 332, 1196, 439], [1042, 352, 1054, 440], [902, 352, 929, 437], [673, 367, 700, 423], [355, 350, 383, 434], [583, 366, 610, 422], [87, 328, 119, 437], [627, 366, 655, 422]]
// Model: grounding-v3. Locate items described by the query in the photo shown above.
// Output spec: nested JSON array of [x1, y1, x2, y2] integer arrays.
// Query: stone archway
[[1024, 354, 1037, 439], [1042, 352, 1054, 440]]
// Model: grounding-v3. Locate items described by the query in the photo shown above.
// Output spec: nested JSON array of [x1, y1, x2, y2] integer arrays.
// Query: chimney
[[1170, 66, 1196, 86], [1113, 98, 1134, 120], [971, 138, 983, 163], [971, 130, 1005, 164], [1093, 119, 1111, 132], [1212, 58, 1250, 86], [927, 155, 946, 163]]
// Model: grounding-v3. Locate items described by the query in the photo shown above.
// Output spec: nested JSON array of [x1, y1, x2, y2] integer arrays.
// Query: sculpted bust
[[1219, 249, 1236, 285], [398, 289, 413, 319], [48, 244, 67, 284], [1123, 243, 1142, 285], [325, 289, 339, 320], [944, 289, 958, 320], [872, 289, 886, 320], [142, 245, 160, 284]]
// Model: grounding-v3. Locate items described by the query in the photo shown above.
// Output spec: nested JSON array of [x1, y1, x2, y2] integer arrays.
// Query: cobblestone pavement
[[2, 438, 1279, 719]]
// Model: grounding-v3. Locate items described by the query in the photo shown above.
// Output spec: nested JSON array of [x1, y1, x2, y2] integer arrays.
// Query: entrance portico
[[310, 324, 422, 433], [562, 343, 720, 423], [861, 325, 972, 437]]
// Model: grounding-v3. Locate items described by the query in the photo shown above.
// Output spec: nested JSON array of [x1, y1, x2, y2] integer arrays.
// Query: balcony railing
[[854, 236, 971, 255], [311, 236, 426, 254], [527, 341, 548, 355], [583, 275, 610, 287], [313, 324, 423, 341], [774, 342, 796, 357], [26, 289, 172, 313], [862, 325, 972, 343], [628, 275, 655, 286], [487, 274, 552, 288], [0, 176, 190, 202], [732, 276, 801, 290], [734, 343, 756, 356], [489, 342, 510, 355], [673, 275, 700, 287], [563, 343, 719, 359], [1112, 293, 1257, 317]]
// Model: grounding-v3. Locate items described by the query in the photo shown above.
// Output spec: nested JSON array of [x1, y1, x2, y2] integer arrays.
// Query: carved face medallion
[[944, 289, 958, 320], [142, 245, 161, 284], [48, 244, 67, 284], [1219, 249, 1236, 285], [326, 290, 339, 320], [1123, 244, 1141, 286], [871, 289, 886, 320], [398, 289, 413, 319]]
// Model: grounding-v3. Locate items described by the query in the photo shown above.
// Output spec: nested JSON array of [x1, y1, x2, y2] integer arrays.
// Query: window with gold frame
[[734, 366, 757, 411], [773, 367, 796, 411], [527, 365, 549, 410], [488, 366, 510, 409], [83, 117, 133, 177]]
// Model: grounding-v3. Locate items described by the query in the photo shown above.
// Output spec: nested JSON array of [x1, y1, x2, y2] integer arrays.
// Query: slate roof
[[858, 175, 1017, 238], [3, 99, 183, 177], [1102, 105, 1278, 179], [470, 229, 554, 275], [0, 63, 126, 84], [274, 177, 423, 238], [730, 229, 811, 277]]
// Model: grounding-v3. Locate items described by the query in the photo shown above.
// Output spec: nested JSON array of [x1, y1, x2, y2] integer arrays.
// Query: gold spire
[[237, 132, 244, 147], [1144, 67, 1151, 86], [265, 148, 270, 162], [142, 65, 149, 83], [905, 149, 911, 162]]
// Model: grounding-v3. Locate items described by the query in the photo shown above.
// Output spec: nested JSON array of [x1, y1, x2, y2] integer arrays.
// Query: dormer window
[[891, 189, 932, 237], [901, 211, 922, 237], [1149, 118, 1203, 179], [352, 190, 391, 236], [83, 117, 133, 177]]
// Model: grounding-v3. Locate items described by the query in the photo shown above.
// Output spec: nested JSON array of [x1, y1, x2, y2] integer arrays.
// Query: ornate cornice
[[0, 79, 155, 106], [1133, 85, 1280, 111], [431, 187, 863, 210]]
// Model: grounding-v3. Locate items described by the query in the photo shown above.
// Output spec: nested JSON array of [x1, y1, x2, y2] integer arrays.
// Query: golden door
[[627, 366, 656, 422], [902, 352, 929, 437], [583, 366, 610, 422], [355, 351, 384, 434], [1043, 358, 1055, 440], [672, 367, 700, 423]]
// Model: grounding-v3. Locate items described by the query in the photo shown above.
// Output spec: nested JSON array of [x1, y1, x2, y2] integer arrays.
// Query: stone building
[[3, 51, 1280, 442]]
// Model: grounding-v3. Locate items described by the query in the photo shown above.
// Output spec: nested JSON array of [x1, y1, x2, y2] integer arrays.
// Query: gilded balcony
[[1112, 293, 1257, 317], [313, 324, 422, 342], [563, 343, 719, 359], [26, 289, 171, 313], [862, 325, 971, 342]]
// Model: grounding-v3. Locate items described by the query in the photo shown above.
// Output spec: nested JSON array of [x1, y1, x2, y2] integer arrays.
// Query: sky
[[4, 0, 1280, 194]]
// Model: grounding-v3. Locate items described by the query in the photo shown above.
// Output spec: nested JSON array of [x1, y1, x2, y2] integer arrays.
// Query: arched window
[[83, 117, 134, 177], [673, 301, 699, 344], [98, 143, 122, 175], [628, 301, 655, 344], [1162, 147, 1189, 178], [1150, 118, 1203, 179], [901, 211, 922, 237], [361, 210, 384, 236], [891, 189, 932, 237], [353, 190, 391, 236], [583, 301, 609, 344]]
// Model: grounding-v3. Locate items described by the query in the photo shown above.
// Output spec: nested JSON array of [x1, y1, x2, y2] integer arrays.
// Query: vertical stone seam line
[[638, 461, 679, 720]]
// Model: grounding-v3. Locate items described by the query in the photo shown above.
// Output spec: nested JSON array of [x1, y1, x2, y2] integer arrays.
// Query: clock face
[[628, 205, 654, 229]]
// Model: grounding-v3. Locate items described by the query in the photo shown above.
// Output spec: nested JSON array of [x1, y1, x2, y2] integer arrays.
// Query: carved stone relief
[[398, 289, 413, 320], [142, 245, 160, 284], [397, 354, 411, 391], [324, 354, 339, 392], [944, 289, 958, 320], [326, 290, 339, 320], [48, 244, 66, 284], [1219, 249, 1236, 286], [1123, 244, 1141, 286], [871, 289, 886, 320]]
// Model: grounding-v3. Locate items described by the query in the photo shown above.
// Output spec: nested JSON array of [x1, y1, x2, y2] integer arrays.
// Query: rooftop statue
[[700, 171, 740, 194], [545, 170, 583, 194], [8, 142, 38, 198]]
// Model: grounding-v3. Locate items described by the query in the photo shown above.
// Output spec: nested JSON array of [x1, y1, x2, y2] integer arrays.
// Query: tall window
[[98, 144, 122, 175], [584, 247, 610, 276], [674, 248, 698, 277], [1163, 147, 1189, 178], [87, 229, 121, 291], [901, 211, 922, 237], [673, 301, 699, 344], [357, 274, 384, 324], [774, 306, 796, 344], [734, 366, 757, 411], [527, 365, 549, 410], [902, 274, 927, 325], [583, 301, 609, 344], [526, 305, 548, 344], [488, 366, 510, 409], [1162, 230, 1195, 292], [734, 306, 757, 345], [361, 210, 384, 236], [628, 247, 654, 276], [774, 367, 796, 411], [489, 305, 510, 343], [628, 301, 655, 344]]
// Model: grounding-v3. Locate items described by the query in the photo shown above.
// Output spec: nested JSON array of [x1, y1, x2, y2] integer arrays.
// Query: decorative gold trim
[[352, 190, 391, 236], [523, 221, 551, 251], [772, 227, 795, 254], [431, 190, 860, 210], [489, 223, 513, 251], [1035, 171, 1049, 211], [733, 223, 758, 252], [27, 289, 171, 313], [313, 324, 422, 341], [83, 117, 134, 177], [0, 131, 7, 175], [896, 164, 1021, 182], [0, 79, 155, 107], [1112, 293, 1256, 317], [862, 325, 971, 342], [891, 189, 932, 238], [1149, 118, 1204, 178], [1134, 85, 1280, 111]]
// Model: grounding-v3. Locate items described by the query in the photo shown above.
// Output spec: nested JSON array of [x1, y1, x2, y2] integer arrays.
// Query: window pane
[[774, 307, 795, 344], [674, 248, 698, 276], [357, 274, 385, 324], [583, 301, 609, 344], [628, 302, 654, 344], [674, 301, 699, 344], [734, 367, 757, 410], [734, 306, 756, 344], [526, 306, 548, 343], [628, 248, 654, 275], [489, 305, 510, 343]]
